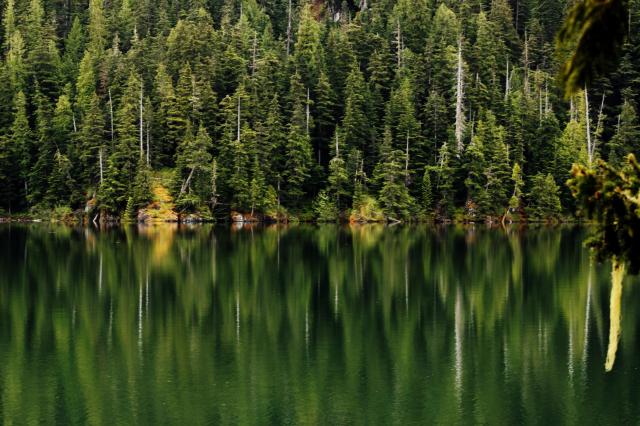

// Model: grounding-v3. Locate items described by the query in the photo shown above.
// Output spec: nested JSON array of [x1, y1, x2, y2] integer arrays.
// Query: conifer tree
[[175, 123, 213, 211], [99, 73, 142, 213], [47, 150, 76, 206], [293, 3, 323, 90], [377, 148, 414, 222], [283, 92, 313, 205], [385, 76, 422, 179], [327, 152, 349, 213], [9, 91, 32, 209], [78, 92, 105, 187], [6, 30, 27, 92], [61, 17, 85, 85], [342, 62, 371, 166], [509, 163, 524, 211], [464, 131, 487, 213], [375, 128, 414, 221], [421, 167, 434, 215], [528, 173, 562, 220], [609, 98, 640, 166], [88, 0, 108, 55], [28, 90, 53, 206]]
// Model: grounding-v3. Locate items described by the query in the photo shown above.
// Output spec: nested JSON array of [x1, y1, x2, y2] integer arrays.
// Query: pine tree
[[485, 125, 511, 216], [9, 91, 32, 210], [76, 52, 96, 116], [227, 125, 253, 212], [421, 167, 434, 215], [6, 30, 27, 92], [153, 63, 179, 165], [78, 92, 105, 187], [61, 17, 85, 85], [99, 73, 142, 213], [342, 62, 371, 166], [327, 154, 349, 213], [377, 148, 414, 222], [258, 95, 286, 181], [609, 98, 640, 166], [293, 3, 324, 90], [88, 0, 108, 55], [28, 90, 53, 206], [555, 119, 587, 209], [433, 139, 456, 218], [385, 75, 422, 181], [509, 163, 524, 210], [464, 132, 487, 214], [422, 90, 448, 163], [47, 150, 76, 206], [374, 127, 414, 221], [313, 70, 336, 164], [2, 0, 16, 52], [283, 95, 313, 206], [249, 155, 270, 216], [129, 158, 152, 217], [175, 123, 213, 212], [528, 173, 561, 220], [314, 189, 338, 222]]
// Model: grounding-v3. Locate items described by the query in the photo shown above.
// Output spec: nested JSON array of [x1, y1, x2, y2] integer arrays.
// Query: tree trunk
[[180, 167, 195, 196], [140, 83, 144, 158], [286, 0, 292, 56], [585, 86, 593, 166], [146, 122, 150, 165], [405, 133, 410, 186], [108, 88, 114, 143], [455, 36, 465, 153], [306, 88, 310, 135], [99, 147, 104, 184], [505, 59, 510, 100], [237, 94, 241, 143]]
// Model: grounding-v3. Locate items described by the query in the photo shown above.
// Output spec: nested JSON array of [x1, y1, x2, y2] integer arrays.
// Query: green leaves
[[558, 0, 628, 97]]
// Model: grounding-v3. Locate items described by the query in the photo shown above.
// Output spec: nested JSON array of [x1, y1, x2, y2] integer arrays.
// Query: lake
[[0, 224, 638, 424]]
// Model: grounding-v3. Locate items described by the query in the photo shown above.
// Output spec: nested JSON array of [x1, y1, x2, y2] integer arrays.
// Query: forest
[[0, 0, 638, 223]]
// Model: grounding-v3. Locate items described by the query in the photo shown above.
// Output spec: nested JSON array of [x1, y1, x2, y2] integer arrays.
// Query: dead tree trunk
[[108, 88, 114, 143], [286, 0, 292, 57], [455, 36, 465, 153], [585, 86, 593, 166]]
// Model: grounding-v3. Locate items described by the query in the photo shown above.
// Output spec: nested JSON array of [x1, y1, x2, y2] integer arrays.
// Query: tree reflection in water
[[0, 224, 638, 424]]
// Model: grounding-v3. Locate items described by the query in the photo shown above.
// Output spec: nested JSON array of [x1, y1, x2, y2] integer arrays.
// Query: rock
[[231, 211, 245, 222]]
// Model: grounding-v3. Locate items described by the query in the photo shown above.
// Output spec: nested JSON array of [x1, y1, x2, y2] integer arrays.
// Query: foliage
[[568, 155, 640, 274], [528, 173, 562, 221], [314, 189, 339, 222], [558, 0, 628, 96], [0, 0, 635, 223]]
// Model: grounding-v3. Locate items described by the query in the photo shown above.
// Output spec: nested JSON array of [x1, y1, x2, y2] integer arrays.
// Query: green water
[[0, 224, 638, 425]]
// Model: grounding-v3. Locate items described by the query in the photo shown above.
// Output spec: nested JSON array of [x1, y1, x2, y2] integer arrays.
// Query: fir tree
[[528, 173, 562, 220], [421, 167, 434, 215], [175, 123, 213, 211], [374, 128, 414, 221], [9, 91, 32, 209], [509, 163, 524, 211], [609, 98, 640, 166], [47, 150, 76, 206], [99, 73, 142, 213], [283, 85, 313, 206]]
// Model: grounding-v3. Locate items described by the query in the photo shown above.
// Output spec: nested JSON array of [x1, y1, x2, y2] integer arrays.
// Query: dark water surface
[[0, 224, 638, 425]]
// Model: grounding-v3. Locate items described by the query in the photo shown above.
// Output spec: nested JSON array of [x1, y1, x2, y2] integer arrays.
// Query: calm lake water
[[0, 224, 638, 424]]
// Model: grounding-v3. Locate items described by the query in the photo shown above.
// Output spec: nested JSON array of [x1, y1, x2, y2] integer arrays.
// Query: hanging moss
[[605, 258, 625, 372]]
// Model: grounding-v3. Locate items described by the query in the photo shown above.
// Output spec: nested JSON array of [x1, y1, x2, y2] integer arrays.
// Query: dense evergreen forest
[[0, 0, 638, 223]]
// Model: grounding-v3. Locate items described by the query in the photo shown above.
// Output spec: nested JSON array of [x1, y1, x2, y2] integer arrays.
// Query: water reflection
[[0, 224, 638, 424]]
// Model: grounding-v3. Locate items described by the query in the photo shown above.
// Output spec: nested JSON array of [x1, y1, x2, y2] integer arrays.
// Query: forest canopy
[[0, 0, 638, 223]]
